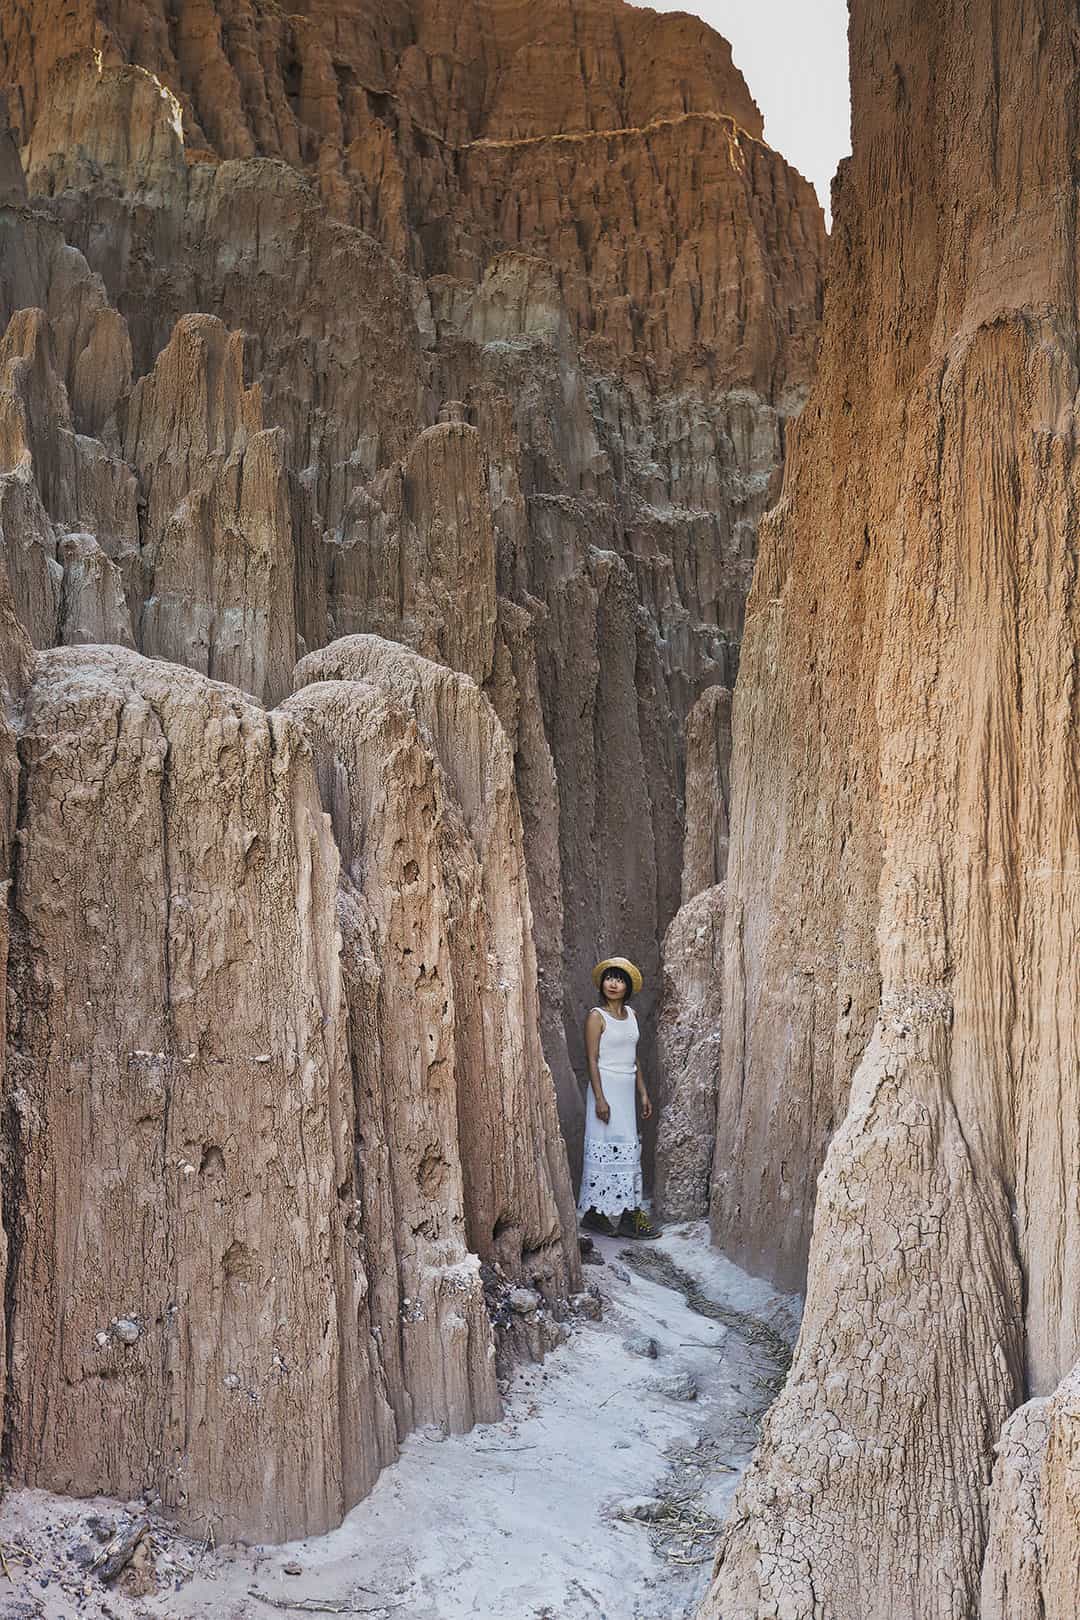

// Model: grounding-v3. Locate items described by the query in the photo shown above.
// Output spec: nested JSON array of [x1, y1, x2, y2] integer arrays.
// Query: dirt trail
[[0, 1224, 799, 1620]]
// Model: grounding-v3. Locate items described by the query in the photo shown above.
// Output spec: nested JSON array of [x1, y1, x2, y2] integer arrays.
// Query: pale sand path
[[0, 1224, 798, 1620]]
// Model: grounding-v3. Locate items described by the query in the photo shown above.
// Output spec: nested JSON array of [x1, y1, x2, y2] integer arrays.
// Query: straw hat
[[592, 956, 643, 994]]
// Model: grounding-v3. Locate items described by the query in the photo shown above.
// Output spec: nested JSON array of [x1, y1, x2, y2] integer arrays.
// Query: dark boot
[[618, 1207, 662, 1240]]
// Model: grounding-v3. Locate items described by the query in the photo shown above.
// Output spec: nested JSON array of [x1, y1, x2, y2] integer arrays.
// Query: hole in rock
[[222, 1241, 254, 1283], [282, 54, 302, 116], [366, 87, 395, 126], [200, 1144, 225, 1178], [417, 1146, 448, 1197]]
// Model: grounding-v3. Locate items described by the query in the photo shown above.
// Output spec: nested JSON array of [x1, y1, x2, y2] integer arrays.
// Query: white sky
[[633, 0, 851, 225]]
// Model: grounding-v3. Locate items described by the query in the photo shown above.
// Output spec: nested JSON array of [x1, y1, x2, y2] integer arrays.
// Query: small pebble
[[647, 1371, 698, 1402], [623, 1333, 658, 1359], [569, 1291, 601, 1322], [508, 1287, 540, 1316], [613, 1496, 666, 1523], [283, 1562, 303, 1576]]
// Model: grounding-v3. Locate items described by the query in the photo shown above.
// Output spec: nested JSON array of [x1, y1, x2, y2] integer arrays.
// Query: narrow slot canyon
[[0, 2, 1077, 1618]]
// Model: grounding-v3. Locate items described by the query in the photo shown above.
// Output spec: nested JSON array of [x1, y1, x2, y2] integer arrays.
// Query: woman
[[578, 956, 660, 1239]]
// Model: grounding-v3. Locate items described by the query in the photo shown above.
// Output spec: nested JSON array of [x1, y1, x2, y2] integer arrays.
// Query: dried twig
[[250, 1591, 402, 1615], [0, 1543, 10, 1581], [91, 1516, 150, 1583]]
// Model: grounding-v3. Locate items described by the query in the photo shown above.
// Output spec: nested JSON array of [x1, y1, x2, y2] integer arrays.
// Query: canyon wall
[[0, 0, 825, 1545], [654, 684, 730, 1219], [703, 2, 1080, 1615], [0, 0, 826, 1172]]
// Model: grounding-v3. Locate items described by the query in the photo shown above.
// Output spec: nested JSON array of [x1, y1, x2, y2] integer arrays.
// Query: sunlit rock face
[[701, 2, 1080, 1616], [1, 0, 825, 1165], [0, 0, 825, 1542]]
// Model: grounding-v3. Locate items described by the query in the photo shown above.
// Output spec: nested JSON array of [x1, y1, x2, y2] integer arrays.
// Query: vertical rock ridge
[[281, 676, 504, 1437], [0, 0, 826, 1544], [981, 1363, 1080, 1620], [0, 10, 824, 1135], [4, 645, 388, 1542], [292, 635, 581, 1293], [701, 2, 1080, 1615], [654, 683, 732, 1221]]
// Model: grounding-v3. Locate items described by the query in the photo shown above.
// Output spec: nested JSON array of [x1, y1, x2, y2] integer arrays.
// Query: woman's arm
[[636, 1057, 653, 1121], [585, 1009, 610, 1123]]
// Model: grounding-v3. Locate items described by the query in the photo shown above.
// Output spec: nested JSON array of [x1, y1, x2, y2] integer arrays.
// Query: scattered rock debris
[[92, 1517, 151, 1583], [0, 1224, 800, 1620], [569, 1290, 602, 1321], [0, 1498, 211, 1616]]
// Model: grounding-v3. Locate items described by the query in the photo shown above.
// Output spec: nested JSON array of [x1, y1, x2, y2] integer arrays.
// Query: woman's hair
[[599, 966, 633, 1003]]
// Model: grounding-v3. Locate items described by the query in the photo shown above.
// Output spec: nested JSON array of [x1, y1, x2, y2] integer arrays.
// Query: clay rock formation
[[653, 883, 725, 1222], [280, 673, 504, 1439], [0, 0, 825, 1173], [679, 685, 732, 905], [289, 633, 579, 1291], [2, 632, 579, 1543], [123, 313, 296, 703], [5, 645, 391, 1542], [329, 422, 498, 685], [654, 685, 731, 1220], [0, 0, 827, 1548], [702, 1, 1080, 1615], [981, 1362, 1080, 1620]]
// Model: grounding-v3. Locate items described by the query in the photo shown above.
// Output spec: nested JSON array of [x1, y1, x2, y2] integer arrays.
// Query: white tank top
[[594, 1005, 638, 1076]]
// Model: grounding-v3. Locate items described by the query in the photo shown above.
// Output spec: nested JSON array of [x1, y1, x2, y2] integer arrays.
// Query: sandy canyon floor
[[0, 1226, 798, 1620]]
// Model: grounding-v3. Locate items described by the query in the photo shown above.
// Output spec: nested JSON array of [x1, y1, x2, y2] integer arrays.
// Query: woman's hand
[[638, 1090, 653, 1121], [595, 1094, 611, 1124]]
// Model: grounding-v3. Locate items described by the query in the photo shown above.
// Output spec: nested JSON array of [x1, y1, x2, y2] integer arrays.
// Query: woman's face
[[602, 972, 627, 1001]]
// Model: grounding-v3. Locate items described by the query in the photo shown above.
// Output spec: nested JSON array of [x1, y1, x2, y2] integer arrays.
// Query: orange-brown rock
[[0, 0, 826, 1546], [280, 672, 505, 1436], [702, 1, 1080, 1615], [0, 0, 825, 1176], [122, 313, 296, 702], [292, 634, 580, 1291], [5, 645, 392, 1542]]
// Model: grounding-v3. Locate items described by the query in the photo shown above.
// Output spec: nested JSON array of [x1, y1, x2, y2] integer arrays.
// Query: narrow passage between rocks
[[0, 1225, 799, 1620]]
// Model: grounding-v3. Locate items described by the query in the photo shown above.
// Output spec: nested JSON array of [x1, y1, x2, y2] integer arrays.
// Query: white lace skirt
[[577, 1068, 642, 1218]]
